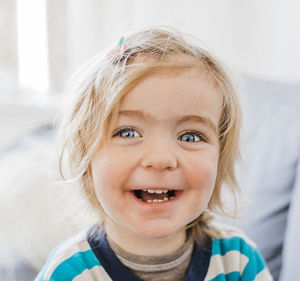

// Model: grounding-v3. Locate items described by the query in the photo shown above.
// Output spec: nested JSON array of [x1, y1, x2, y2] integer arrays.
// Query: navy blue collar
[[87, 225, 211, 281]]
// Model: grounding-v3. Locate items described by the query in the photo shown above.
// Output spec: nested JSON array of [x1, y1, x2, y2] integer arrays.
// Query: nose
[[140, 141, 178, 171]]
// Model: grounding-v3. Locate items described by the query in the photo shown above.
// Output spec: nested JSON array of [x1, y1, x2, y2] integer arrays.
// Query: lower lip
[[128, 191, 183, 211]]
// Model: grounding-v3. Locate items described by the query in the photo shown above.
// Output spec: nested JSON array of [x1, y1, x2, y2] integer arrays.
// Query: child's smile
[[133, 188, 179, 203], [90, 67, 222, 256], [129, 187, 183, 211]]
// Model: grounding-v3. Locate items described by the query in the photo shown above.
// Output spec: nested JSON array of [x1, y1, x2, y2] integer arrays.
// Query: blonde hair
[[58, 26, 242, 243]]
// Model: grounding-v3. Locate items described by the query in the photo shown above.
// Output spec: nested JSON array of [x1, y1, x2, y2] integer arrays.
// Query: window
[[17, 0, 49, 95]]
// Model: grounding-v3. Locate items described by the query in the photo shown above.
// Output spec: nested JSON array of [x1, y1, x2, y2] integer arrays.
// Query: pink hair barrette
[[108, 36, 127, 61]]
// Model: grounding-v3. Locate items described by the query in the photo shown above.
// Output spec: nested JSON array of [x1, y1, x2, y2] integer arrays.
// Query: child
[[35, 27, 273, 281]]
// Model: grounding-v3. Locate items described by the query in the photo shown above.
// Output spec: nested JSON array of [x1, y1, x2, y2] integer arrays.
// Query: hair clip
[[108, 36, 127, 60]]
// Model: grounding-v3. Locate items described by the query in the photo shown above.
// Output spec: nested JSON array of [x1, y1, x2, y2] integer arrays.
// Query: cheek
[[90, 153, 133, 207], [185, 158, 218, 217], [185, 151, 219, 193]]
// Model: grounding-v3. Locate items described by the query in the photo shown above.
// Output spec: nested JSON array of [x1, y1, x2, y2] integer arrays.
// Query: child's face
[[91, 69, 222, 251]]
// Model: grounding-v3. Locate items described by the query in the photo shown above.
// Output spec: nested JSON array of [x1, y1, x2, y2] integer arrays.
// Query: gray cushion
[[234, 75, 300, 281]]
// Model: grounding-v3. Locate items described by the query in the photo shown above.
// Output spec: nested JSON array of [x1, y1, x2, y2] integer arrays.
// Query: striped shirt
[[35, 223, 273, 281]]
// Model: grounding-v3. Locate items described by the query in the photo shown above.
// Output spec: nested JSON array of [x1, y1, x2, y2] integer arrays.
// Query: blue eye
[[113, 128, 141, 138], [113, 128, 205, 142], [178, 131, 205, 143]]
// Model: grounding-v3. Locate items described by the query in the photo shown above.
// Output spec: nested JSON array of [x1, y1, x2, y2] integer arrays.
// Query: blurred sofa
[[0, 74, 299, 281], [0, 124, 98, 281], [234, 75, 300, 281]]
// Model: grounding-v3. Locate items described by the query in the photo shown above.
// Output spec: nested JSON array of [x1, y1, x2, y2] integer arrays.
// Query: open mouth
[[133, 189, 179, 203]]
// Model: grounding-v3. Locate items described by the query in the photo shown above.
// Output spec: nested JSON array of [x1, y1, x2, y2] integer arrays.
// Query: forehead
[[119, 69, 223, 125]]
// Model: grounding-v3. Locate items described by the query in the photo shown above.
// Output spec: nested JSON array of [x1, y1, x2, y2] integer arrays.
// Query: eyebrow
[[119, 110, 217, 134]]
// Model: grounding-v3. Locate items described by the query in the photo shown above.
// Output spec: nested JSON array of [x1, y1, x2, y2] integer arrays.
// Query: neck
[[104, 220, 186, 257]]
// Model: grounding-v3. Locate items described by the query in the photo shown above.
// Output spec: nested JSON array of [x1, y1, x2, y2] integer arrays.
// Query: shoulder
[[35, 228, 109, 281], [205, 222, 273, 280], [210, 221, 256, 246]]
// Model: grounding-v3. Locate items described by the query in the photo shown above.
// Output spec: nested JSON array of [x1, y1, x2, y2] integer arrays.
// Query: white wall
[[1, 0, 300, 149], [65, 0, 300, 83]]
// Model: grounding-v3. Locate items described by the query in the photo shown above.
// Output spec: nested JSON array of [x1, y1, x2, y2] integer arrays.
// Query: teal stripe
[[241, 250, 266, 279], [35, 242, 66, 281], [49, 249, 101, 281], [208, 271, 240, 281], [212, 237, 255, 258], [211, 237, 266, 279]]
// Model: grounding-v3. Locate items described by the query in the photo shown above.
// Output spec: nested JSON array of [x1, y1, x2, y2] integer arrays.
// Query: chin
[[133, 221, 184, 240]]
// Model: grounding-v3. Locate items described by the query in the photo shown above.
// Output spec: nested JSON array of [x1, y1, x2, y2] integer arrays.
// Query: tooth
[[154, 190, 163, 194], [157, 199, 163, 202], [142, 189, 171, 194], [146, 200, 153, 203], [170, 196, 175, 200], [164, 198, 169, 201], [153, 199, 158, 202]]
